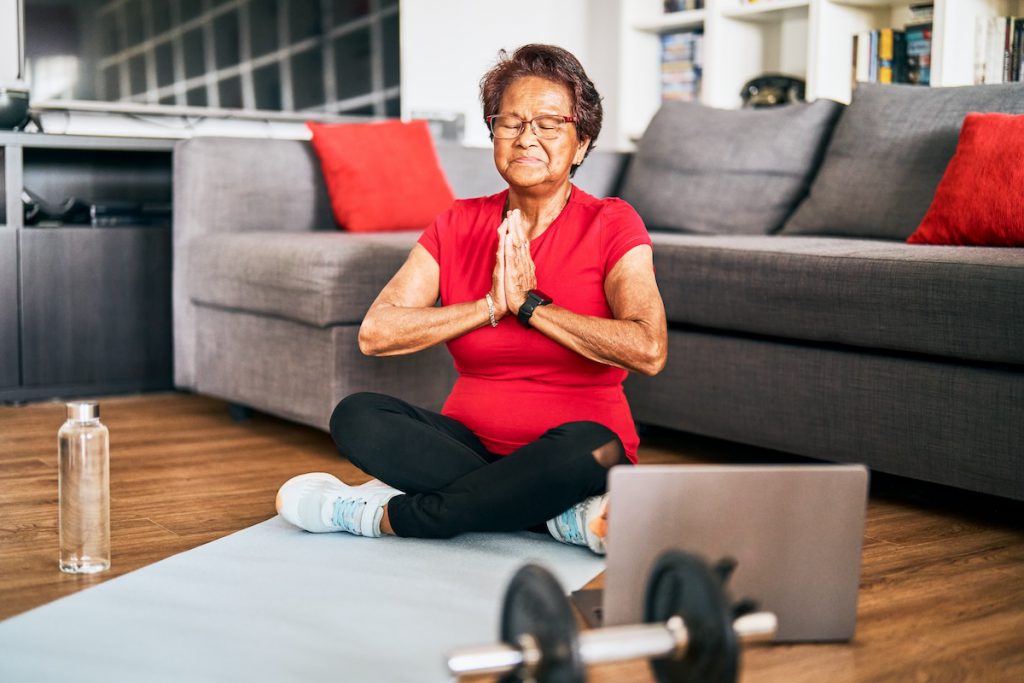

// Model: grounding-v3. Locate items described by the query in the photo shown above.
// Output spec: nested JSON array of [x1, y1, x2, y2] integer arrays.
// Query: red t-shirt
[[417, 186, 652, 463]]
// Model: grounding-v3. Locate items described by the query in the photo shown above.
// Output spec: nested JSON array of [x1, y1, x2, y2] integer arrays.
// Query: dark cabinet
[[0, 230, 18, 389], [19, 227, 171, 390], [0, 132, 174, 402]]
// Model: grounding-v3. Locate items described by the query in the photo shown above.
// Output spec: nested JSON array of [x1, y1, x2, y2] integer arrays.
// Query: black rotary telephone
[[740, 74, 806, 108]]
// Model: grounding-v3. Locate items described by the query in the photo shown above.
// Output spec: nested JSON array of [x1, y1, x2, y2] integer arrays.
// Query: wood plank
[[0, 517, 189, 620], [1, 392, 1022, 682]]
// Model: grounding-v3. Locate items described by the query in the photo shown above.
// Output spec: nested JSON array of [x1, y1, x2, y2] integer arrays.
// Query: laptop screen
[[603, 464, 868, 642]]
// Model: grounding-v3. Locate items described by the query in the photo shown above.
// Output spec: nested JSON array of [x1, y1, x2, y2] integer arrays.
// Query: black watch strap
[[517, 289, 552, 327]]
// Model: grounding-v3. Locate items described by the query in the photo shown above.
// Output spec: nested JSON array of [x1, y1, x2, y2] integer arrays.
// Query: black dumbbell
[[445, 550, 777, 683]]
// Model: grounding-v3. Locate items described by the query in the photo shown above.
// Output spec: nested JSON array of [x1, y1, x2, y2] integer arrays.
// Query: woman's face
[[492, 76, 590, 193]]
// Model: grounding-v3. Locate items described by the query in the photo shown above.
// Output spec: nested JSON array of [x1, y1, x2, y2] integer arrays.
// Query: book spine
[[975, 16, 987, 84], [1012, 18, 1021, 82], [904, 23, 932, 86], [1017, 18, 1024, 81], [987, 17, 1005, 84], [869, 30, 879, 82], [851, 33, 859, 89], [660, 30, 703, 103], [854, 31, 871, 84], [879, 28, 895, 84], [1005, 17, 1014, 83], [893, 31, 907, 84]]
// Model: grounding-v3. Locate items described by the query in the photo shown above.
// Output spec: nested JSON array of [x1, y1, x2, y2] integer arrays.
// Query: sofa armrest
[[173, 136, 334, 390]]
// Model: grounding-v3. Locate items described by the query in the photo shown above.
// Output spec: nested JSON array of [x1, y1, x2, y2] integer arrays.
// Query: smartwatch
[[517, 289, 553, 327]]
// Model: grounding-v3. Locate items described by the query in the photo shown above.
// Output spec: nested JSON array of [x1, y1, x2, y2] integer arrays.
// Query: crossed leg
[[329, 392, 630, 539]]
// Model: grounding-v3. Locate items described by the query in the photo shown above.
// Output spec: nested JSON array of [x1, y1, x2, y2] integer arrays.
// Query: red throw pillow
[[307, 119, 455, 232], [908, 112, 1024, 247]]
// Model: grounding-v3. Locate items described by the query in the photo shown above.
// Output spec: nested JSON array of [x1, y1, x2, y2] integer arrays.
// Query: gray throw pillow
[[620, 99, 843, 235], [782, 82, 1024, 240]]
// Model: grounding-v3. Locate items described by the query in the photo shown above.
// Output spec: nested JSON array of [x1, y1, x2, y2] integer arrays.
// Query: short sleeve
[[600, 199, 653, 275], [417, 211, 445, 264]]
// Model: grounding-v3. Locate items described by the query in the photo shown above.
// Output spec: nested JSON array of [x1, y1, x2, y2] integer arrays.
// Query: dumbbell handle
[[445, 611, 777, 677]]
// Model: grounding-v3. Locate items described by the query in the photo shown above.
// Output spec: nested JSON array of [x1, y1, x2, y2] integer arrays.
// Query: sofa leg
[[228, 403, 253, 422]]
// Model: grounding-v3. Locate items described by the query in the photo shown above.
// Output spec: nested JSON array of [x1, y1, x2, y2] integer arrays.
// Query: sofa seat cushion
[[650, 233, 1024, 365], [187, 231, 421, 327]]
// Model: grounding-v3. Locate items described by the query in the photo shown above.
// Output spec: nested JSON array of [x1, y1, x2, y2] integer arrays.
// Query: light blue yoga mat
[[0, 516, 604, 682]]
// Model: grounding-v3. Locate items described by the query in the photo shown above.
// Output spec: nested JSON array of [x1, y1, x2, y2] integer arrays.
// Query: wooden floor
[[1, 392, 1022, 682]]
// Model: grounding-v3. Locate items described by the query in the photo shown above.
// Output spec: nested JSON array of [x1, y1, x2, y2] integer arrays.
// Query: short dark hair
[[479, 44, 603, 176]]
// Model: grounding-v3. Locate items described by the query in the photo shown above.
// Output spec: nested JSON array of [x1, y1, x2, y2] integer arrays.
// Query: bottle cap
[[66, 402, 100, 421]]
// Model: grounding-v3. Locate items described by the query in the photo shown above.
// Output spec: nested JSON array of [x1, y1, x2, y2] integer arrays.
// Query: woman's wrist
[[483, 294, 499, 327], [507, 292, 525, 316]]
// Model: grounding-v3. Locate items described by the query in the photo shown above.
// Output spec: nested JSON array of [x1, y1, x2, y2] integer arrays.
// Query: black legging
[[329, 392, 632, 539]]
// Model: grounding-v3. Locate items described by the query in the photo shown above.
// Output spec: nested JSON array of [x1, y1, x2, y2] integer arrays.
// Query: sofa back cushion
[[782, 82, 1024, 240], [619, 99, 842, 235], [435, 142, 633, 200]]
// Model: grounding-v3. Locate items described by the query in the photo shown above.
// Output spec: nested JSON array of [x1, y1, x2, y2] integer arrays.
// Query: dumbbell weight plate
[[499, 564, 585, 683], [644, 551, 739, 683]]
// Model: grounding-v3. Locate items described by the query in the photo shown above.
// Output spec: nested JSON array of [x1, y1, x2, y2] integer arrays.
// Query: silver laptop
[[602, 464, 869, 642]]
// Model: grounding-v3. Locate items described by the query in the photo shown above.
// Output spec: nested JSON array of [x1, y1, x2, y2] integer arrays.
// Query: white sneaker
[[546, 493, 608, 555], [358, 478, 396, 489], [275, 472, 400, 537]]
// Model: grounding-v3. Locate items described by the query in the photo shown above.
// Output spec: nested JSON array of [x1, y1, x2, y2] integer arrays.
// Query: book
[[1003, 17, 1016, 82], [878, 28, 895, 83], [909, 3, 934, 23], [893, 31, 908, 84], [852, 24, 927, 87], [851, 33, 860, 89], [1015, 18, 1024, 81], [975, 17, 988, 84], [868, 31, 879, 83], [663, 1, 703, 11], [975, 16, 1024, 84], [986, 17, 1008, 84], [853, 31, 871, 84], [660, 30, 703, 102], [905, 23, 932, 86]]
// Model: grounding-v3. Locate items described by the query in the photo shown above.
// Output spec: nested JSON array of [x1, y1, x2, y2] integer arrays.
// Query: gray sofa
[[174, 83, 1024, 501]]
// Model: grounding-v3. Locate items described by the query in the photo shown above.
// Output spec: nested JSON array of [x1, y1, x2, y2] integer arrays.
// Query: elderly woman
[[276, 44, 666, 554]]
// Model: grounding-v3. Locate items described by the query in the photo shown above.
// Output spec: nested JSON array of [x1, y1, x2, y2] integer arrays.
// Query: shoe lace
[[332, 497, 365, 535], [555, 504, 587, 546]]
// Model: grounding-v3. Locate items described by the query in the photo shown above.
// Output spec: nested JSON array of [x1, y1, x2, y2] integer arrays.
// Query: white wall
[[0, 0, 22, 85], [400, 0, 604, 148]]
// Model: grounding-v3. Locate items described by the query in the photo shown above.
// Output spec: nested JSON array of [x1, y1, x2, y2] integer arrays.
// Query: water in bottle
[[58, 401, 110, 574]]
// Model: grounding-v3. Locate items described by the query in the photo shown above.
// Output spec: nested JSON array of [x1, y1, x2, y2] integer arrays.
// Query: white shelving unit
[[615, 0, 1024, 147]]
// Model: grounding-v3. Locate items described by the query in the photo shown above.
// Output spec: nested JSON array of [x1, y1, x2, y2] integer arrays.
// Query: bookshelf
[[614, 0, 1024, 147], [634, 8, 708, 32], [723, 0, 811, 19]]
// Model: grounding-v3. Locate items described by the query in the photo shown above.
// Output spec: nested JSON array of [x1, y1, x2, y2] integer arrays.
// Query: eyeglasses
[[486, 114, 578, 140]]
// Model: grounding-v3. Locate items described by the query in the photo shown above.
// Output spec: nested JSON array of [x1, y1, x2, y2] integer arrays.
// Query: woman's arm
[[523, 244, 668, 376], [359, 219, 511, 357]]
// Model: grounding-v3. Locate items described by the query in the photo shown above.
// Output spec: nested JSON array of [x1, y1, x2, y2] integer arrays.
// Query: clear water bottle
[[58, 401, 110, 574]]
